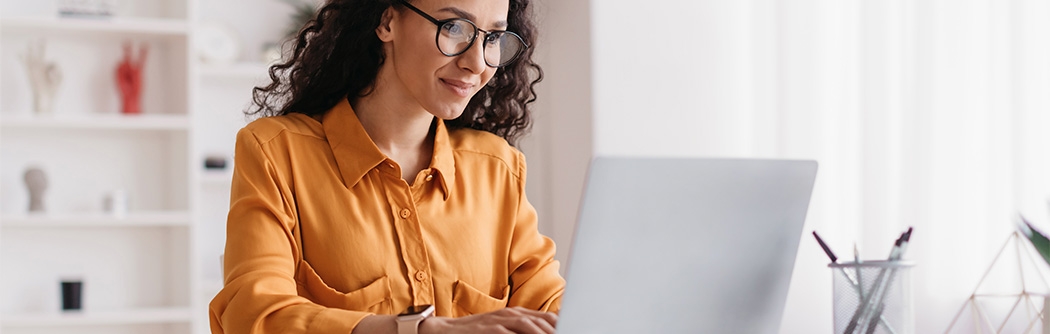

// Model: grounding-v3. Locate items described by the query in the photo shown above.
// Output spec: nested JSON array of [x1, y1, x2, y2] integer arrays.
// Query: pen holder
[[830, 261, 914, 334]]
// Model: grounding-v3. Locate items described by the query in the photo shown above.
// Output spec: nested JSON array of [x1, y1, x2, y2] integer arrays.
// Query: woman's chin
[[428, 105, 467, 121]]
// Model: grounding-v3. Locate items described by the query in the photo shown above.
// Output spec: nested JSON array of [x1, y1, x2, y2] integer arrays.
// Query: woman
[[208, 0, 564, 333]]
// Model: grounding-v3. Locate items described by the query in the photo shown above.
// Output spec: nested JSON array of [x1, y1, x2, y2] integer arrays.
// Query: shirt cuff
[[308, 307, 371, 333]]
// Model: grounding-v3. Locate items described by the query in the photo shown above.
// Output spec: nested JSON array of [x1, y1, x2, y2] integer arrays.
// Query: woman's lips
[[441, 79, 474, 98]]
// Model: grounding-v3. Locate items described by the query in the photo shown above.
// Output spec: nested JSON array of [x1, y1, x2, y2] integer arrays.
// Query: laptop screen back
[[556, 157, 818, 333]]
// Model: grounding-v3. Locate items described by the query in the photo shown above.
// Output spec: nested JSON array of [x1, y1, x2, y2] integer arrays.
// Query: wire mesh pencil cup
[[830, 261, 915, 334]]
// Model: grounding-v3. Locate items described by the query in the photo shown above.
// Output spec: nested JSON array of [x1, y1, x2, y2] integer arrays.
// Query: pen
[[813, 231, 838, 263], [896, 227, 912, 261], [886, 227, 912, 261], [864, 228, 913, 334], [854, 243, 863, 300]]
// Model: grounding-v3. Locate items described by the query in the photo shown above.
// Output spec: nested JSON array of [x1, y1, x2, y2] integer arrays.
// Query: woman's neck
[[354, 98, 433, 152], [351, 80, 436, 183]]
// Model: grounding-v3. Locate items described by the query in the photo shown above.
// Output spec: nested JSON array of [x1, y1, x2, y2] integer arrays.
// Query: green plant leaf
[[1018, 215, 1050, 265], [277, 0, 320, 41]]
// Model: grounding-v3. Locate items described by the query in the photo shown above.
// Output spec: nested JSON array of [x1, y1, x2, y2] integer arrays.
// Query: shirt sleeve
[[506, 151, 566, 313], [209, 128, 371, 334]]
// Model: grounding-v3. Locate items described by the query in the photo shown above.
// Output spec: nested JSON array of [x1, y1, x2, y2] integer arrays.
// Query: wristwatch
[[396, 304, 434, 334]]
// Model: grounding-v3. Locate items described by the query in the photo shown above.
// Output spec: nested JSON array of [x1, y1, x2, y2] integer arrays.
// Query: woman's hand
[[419, 307, 558, 334]]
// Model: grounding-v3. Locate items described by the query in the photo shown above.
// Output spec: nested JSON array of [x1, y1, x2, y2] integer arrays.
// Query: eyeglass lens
[[437, 19, 524, 67]]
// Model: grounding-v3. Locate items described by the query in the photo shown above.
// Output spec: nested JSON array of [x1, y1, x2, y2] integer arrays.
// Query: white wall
[[527, 0, 594, 269], [530, 0, 1050, 333], [591, 1, 757, 158]]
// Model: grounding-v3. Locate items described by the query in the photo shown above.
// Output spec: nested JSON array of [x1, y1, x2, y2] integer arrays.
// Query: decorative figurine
[[57, 0, 116, 17], [102, 189, 127, 218], [22, 41, 63, 115], [60, 278, 83, 311], [23, 166, 48, 213], [115, 42, 148, 114], [204, 155, 228, 169]]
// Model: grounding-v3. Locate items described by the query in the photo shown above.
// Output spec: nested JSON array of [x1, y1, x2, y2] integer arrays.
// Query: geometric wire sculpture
[[944, 231, 1050, 334]]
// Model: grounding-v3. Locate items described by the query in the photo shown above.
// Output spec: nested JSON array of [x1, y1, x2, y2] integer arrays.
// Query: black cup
[[61, 280, 82, 311]]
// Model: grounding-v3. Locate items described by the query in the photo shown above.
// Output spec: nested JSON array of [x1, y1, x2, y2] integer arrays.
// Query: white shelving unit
[[1, 16, 190, 36], [0, 114, 190, 130], [1, 0, 291, 333], [2, 307, 194, 327], [1, 212, 192, 228], [199, 170, 234, 186], [0, 0, 197, 333], [199, 61, 268, 79]]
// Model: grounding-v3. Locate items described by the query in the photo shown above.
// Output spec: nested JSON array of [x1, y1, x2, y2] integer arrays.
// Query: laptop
[[556, 157, 818, 333]]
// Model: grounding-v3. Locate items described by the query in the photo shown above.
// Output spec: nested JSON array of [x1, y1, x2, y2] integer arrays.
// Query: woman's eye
[[485, 33, 501, 46], [443, 21, 469, 37]]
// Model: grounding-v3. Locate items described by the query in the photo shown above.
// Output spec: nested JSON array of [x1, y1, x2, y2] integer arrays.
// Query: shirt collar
[[323, 98, 456, 200], [430, 115, 456, 200]]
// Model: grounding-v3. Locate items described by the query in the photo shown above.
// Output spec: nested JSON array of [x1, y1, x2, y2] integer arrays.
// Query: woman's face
[[377, 0, 510, 120]]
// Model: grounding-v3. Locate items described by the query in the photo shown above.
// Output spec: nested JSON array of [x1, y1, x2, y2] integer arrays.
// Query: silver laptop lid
[[556, 157, 818, 334]]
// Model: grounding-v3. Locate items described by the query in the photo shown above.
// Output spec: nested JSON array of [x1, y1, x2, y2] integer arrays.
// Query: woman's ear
[[376, 6, 396, 42]]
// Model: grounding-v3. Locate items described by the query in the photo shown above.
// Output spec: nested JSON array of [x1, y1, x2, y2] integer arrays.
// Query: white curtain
[[770, 0, 1050, 332], [530, 0, 1050, 332]]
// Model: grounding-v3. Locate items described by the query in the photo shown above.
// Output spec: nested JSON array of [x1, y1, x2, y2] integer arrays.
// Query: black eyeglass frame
[[398, 0, 528, 68]]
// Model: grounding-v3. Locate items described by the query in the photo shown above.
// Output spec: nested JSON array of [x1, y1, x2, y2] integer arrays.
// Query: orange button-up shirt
[[208, 98, 565, 333]]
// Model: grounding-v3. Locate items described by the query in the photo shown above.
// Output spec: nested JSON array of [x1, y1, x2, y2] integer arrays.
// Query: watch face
[[400, 305, 433, 316]]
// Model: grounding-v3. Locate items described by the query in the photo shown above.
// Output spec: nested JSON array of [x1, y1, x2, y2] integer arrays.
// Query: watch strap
[[397, 316, 425, 334], [396, 305, 434, 334]]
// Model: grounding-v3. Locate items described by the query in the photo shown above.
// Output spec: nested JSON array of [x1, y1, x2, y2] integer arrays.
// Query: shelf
[[0, 307, 193, 327], [199, 62, 270, 79], [1, 211, 192, 228], [0, 114, 190, 131], [201, 170, 234, 186], [1, 16, 189, 36]]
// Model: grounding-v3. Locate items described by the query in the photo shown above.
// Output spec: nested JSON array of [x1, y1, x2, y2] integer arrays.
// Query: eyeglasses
[[399, 1, 527, 68]]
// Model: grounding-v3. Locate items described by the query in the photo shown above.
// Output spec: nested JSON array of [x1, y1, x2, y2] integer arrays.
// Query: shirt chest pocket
[[295, 260, 393, 314], [451, 280, 510, 317]]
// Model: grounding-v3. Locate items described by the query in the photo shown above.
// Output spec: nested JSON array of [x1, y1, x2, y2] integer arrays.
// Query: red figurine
[[115, 42, 147, 114]]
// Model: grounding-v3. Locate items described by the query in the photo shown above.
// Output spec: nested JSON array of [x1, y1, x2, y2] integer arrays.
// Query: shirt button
[[387, 163, 395, 169], [415, 271, 428, 282], [425, 175, 434, 182], [400, 208, 412, 219]]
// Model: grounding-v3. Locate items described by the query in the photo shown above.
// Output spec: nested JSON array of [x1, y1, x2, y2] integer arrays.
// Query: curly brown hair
[[247, 0, 542, 146]]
